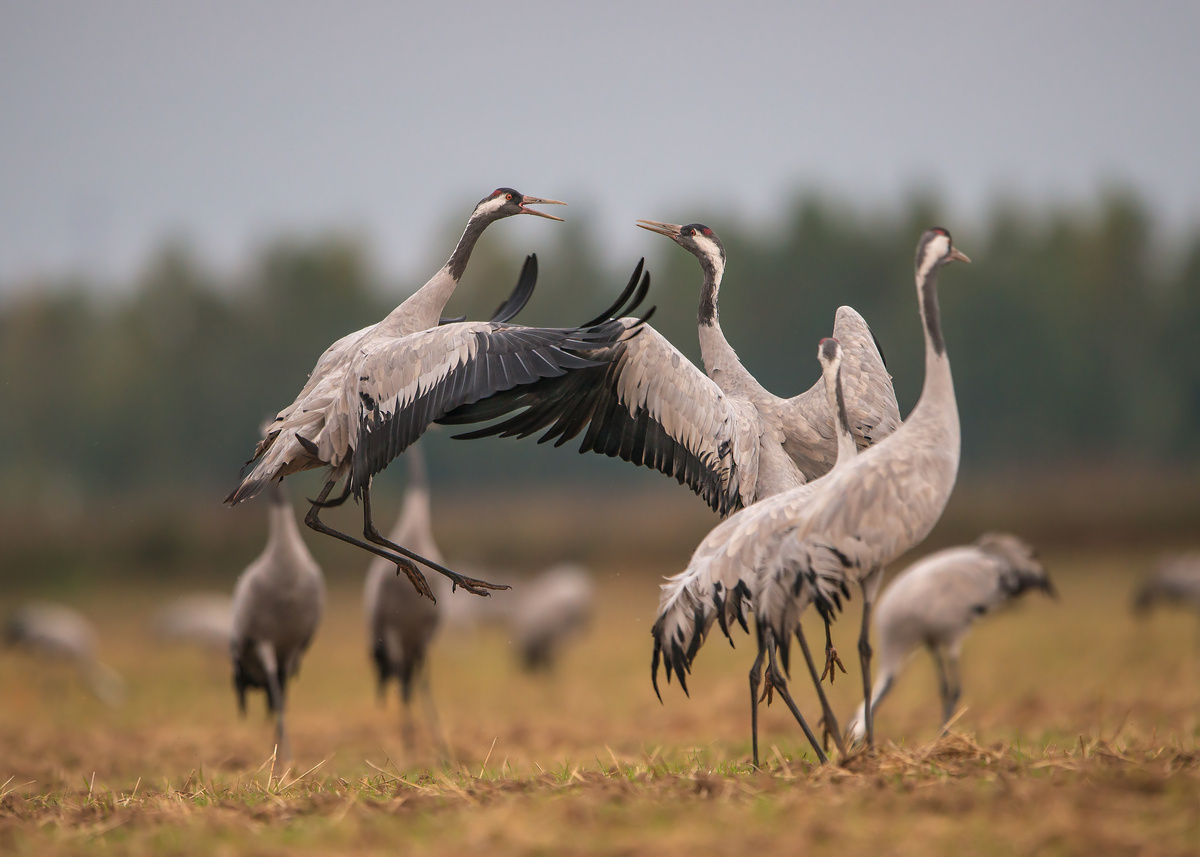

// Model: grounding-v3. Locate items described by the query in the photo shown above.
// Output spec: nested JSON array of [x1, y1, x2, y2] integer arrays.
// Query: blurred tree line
[[1, 189, 1198, 508]]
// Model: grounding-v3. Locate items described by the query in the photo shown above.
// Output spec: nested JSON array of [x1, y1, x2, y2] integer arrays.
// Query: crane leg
[[360, 482, 510, 597], [934, 648, 962, 734], [419, 669, 451, 762], [820, 616, 846, 683], [305, 478, 437, 601], [764, 628, 828, 765], [796, 623, 846, 756], [857, 584, 876, 750], [256, 641, 292, 766], [748, 625, 767, 770]]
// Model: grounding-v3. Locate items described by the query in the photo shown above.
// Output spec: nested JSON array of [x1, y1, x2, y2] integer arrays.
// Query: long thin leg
[[419, 669, 450, 761], [764, 628, 829, 765], [931, 645, 951, 730], [305, 478, 437, 601], [940, 649, 962, 733], [796, 623, 846, 756], [256, 641, 291, 764], [858, 580, 876, 750], [361, 482, 509, 596], [749, 623, 767, 770]]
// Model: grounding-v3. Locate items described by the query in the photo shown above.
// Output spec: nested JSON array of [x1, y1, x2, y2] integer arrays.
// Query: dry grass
[[1, 548, 1199, 855]]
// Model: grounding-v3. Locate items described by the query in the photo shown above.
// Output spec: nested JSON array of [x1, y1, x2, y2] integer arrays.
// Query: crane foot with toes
[[821, 646, 847, 683]]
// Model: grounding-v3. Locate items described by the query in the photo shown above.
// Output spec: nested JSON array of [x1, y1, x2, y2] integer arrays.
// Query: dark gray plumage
[[230, 483, 325, 763], [846, 533, 1055, 742]]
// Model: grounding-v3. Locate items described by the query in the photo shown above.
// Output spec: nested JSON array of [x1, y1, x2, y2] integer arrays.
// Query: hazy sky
[[2, 2, 1198, 290]]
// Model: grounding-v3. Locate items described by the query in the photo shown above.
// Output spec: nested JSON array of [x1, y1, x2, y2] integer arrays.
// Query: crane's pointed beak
[[519, 196, 566, 221], [636, 219, 684, 239], [950, 248, 971, 264]]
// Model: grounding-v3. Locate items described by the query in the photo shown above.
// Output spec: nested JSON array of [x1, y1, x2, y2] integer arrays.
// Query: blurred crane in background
[[3, 603, 126, 707], [230, 483, 325, 764], [508, 563, 594, 672], [152, 593, 233, 652], [846, 533, 1056, 742], [1133, 553, 1200, 615], [363, 442, 449, 753]]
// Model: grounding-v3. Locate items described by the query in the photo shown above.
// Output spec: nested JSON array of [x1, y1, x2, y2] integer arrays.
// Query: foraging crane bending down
[[225, 188, 650, 601], [363, 442, 448, 750], [3, 603, 126, 706], [652, 337, 857, 766], [1133, 553, 1200, 614], [508, 563, 594, 671], [845, 533, 1055, 742], [444, 221, 900, 517], [230, 482, 325, 763]]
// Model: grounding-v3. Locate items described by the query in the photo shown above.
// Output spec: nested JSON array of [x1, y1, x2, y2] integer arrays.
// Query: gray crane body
[[363, 447, 447, 708], [846, 533, 1054, 742], [1134, 553, 1200, 613], [231, 484, 325, 761]]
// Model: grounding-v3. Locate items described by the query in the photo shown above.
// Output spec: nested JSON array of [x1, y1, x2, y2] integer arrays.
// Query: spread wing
[[226, 318, 632, 504], [780, 306, 902, 477], [441, 323, 762, 517]]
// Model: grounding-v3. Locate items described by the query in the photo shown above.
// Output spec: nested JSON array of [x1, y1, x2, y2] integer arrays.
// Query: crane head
[[916, 227, 971, 279], [636, 220, 727, 273], [474, 188, 566, 222], [817, 336, 842, 368]]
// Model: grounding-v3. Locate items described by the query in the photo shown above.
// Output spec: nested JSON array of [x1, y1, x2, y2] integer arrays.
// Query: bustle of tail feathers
[[760, 539, 852, 642], [650, 564, 752, 702]]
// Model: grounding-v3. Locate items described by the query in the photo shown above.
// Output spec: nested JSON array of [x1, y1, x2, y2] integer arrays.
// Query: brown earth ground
[[1, 547, 1198, 855]]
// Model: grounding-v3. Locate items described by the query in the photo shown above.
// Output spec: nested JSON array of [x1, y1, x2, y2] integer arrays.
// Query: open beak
[[950, 248, 971, 264], [636, 219, 684, 239], [519, 196, 566, 221]]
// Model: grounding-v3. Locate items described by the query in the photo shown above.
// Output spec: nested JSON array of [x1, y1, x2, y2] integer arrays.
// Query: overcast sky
[[2, 2, 1198, 291]]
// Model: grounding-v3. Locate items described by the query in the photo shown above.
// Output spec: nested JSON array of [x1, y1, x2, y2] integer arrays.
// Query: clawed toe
[[821, 646, 847, 684]]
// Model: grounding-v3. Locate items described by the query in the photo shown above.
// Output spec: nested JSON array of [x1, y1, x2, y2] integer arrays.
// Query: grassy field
[[2, 547, 1199, 855]]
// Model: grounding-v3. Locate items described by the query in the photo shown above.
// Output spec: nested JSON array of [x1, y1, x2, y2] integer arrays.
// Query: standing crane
[[363, 442, 449, 751], [507, 563, 594, 671], [652, 336, 857, 765], [225, 188, 649, 602], [654, 228, 970, 755], [444, 220, 901, 517], [845, 533, 1055, 742], [230, 482, 325, 763]]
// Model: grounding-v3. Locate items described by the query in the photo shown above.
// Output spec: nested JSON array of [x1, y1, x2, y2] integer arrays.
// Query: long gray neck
[[696, 255, 753, 389], [914, 262, 956, 415], [446, 213, 491, 281], [829, 365, 858, 463], [265, 485, 306, 565], [391, 211, 493, 333], [696, 253, 722, 328]]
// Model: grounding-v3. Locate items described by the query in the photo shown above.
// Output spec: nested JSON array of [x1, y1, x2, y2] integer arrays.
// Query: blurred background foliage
[[1, 189, 1198, 585]]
